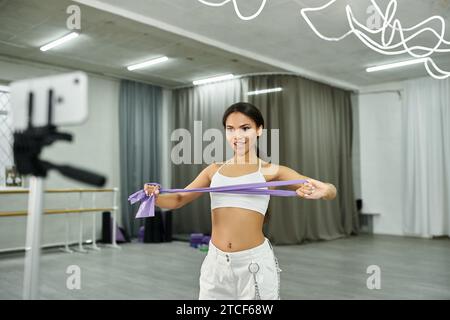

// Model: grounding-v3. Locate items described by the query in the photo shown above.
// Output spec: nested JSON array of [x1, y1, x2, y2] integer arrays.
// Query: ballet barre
[[0, 188, 120, 253]]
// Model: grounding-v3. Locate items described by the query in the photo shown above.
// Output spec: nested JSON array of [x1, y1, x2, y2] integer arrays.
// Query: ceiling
[[0, 0, 284, 88], [1, 0, 450, 90]]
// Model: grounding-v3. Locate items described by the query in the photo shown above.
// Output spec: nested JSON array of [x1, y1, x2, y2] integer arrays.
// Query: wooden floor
[[0, 234, 449, 300]]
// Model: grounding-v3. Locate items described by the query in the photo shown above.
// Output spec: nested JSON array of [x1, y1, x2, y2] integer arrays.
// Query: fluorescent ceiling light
[[193, 74, 235, 85], [366, 58, 428, 73], [248, 87, 282, 96], [127, 56, 169, 71], [40, 32, 79, 52]]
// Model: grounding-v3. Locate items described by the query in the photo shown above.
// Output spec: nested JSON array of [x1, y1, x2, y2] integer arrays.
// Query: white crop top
[[210, 158, 270, 215]]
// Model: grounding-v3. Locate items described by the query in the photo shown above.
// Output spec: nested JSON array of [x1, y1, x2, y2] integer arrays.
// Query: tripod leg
[[23, 176, 44, 300]]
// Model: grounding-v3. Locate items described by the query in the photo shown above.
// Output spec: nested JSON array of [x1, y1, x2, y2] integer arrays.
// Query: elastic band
[[128, 179, 307, 218]]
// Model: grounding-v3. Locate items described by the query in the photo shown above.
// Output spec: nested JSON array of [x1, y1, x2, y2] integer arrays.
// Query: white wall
[[0, 58, 121, 250], [357, 82, 405, 235]]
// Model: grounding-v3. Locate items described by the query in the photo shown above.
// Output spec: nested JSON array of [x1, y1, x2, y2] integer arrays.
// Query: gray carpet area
[[0, 234, 449, 300]]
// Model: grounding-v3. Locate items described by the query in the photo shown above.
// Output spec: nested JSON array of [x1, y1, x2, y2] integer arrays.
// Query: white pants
[[199, 238, 282, 300]]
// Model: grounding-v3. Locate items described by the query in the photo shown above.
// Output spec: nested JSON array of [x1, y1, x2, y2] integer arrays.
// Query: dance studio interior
[[0, 0, 449, 301]]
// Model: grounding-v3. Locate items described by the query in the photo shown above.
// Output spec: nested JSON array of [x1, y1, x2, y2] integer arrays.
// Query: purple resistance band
[[128, 179, 307, 218]]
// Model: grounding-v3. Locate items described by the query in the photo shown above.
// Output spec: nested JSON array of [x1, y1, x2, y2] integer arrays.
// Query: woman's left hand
[[296, 178, 329, 200]]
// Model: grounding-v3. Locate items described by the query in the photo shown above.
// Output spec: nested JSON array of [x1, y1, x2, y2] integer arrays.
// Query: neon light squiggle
[[300, 0, 450, 80], [197, 0, 267, 21]]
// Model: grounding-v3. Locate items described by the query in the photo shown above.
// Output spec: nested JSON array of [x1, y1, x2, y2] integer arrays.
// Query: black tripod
[[13, 89, 106, 299]]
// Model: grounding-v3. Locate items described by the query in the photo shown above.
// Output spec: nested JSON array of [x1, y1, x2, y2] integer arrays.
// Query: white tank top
[[210, 158, 270, 216]]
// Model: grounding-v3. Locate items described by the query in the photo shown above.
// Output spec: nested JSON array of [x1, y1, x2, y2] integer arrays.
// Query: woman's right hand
[[144, 184, 160, 197]]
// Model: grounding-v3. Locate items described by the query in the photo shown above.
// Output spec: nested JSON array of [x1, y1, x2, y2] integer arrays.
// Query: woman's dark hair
[[222, 102, 272, 224], [222, 102, 264, 158]]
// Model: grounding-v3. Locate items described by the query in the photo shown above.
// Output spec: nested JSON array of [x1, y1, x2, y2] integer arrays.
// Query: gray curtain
[[248, 75, 358, 244], [119, 80, 163, 237], [171, 74, 358, 244]]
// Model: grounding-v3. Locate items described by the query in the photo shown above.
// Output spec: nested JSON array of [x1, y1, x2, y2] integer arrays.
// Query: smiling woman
[[135, 101, 337, 300], [222, 102, 265, 159]]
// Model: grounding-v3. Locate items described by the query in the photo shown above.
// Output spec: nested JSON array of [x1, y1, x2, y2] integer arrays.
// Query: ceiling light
[[40, 32, 79, 52], [366, 58, 428, 73], [247, 87, 282, 95], [127, 56, 169, 71]]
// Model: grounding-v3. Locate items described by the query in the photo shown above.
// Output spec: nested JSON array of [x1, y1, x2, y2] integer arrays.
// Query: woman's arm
[[273, 164, 337, 200], [144, 164, 214, 210]]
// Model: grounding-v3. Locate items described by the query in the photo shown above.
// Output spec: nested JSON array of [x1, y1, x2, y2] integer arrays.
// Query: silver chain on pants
[[248, 262, 261, 300], [248, 240, 282, 300]]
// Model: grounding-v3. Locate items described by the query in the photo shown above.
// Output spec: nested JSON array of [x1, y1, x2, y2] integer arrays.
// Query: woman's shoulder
[[211, 160, 225, 168], [260, 160, 283, 180], [205, 161, 225, 179], [260, 160, 280, 169]]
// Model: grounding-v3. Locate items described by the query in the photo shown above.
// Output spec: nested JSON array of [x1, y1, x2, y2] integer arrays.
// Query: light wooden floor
[[0, 234, 449, 300]]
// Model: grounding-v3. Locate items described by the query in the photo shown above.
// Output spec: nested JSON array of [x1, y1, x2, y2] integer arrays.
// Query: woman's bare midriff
[[211, 207, 266, 252]]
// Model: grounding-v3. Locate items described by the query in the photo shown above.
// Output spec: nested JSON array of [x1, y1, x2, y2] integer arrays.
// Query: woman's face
[[225, 112, 262, 158]]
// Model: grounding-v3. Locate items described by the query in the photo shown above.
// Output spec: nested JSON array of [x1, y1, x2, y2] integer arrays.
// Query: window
[[0, 88, 13, 186]]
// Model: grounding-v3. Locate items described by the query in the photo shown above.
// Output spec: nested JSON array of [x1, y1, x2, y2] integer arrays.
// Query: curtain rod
[[357, 89, 404, 99], [358, 89, 404, 95], [172, 72, 357, 91]]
